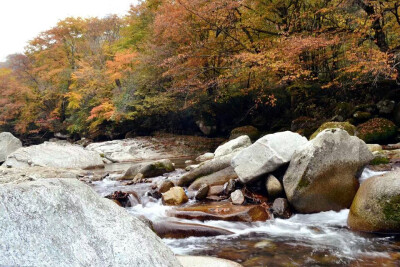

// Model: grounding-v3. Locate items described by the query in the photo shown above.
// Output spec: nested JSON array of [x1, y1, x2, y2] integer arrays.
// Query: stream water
[[90, 160, 400, 266]]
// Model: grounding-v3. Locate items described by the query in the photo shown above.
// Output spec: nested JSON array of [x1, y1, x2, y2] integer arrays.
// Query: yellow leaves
[[65, 92, 82, 110]]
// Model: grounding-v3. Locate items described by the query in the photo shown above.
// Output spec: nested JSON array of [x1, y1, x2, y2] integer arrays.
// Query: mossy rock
[[310, 122, 356, 140], [356, 118, 397, 144], [353, 111, 372, 121], [229, 126, 260, 141], [348, 170, 400, 233]]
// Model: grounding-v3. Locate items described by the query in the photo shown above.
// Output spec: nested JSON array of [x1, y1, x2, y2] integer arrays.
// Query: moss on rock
[[229, 126, 260, 141], [310, 121, 356, 140], [356, 118, 397, 144]]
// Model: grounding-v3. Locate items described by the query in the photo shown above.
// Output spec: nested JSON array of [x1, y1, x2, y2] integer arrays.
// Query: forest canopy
[[1, 0, 399, 139]]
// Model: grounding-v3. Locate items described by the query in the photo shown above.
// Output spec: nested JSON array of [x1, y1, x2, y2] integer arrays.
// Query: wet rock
[[120, 159, 175, 180], [224, 179, 238, 195], [266, 174, 283, 200], [185, 164, 199, 171], [214, 135, 251, 158], [348, 170, 400, 233], [152, 221, 233, 239], [0, 178, 180, 266], [231, 190, 245, 205], [195, 184, 209, 200], [272, 198, 292, 219], [230, 126, 260, 141], [207, 185, 225, 196], [196, 152, 214, 162], [177, 256, 243, 267], [232, 131, 308, 184], [162, 187, 189, 206], [188, 166, 238, 190], [3, 142, 104, 169], [310, 121, 356, 140], [0, 132, 22, 163], [132, 173, 144, 183], [177, 155, 233, 187], [357, 118, 397, 143], [243, 188, 268, 204], [377, 100, 396, 114], [158, 179, 175, 193], [169, 202, 270, 222], [283, 128, 374, 213], [105, 191, 141, 207]]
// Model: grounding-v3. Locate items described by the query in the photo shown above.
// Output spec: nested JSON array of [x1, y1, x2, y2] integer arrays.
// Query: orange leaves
[[106, 50, 139, 81]]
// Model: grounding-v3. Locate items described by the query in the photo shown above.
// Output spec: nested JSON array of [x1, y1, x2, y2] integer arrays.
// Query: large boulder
[[283, 128, 374, 213], [214, 135, 251, 158], [119, 159, 175, 180], [232, 131, 308, 184], [0, 178, 181, 266], [356, 118, 397, 143], [3, 142, 103, 169], [0, 132, 22, 162], [348, 170, 400, 233], [310, 121, 356, 140], [188, 166, 238, 190]]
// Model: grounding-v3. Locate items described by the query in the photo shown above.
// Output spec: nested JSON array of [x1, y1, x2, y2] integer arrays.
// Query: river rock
[[120, 159, 175, 180], [272, 198, 292, 219], [0, 132, 22, 163], [283, 128, 374, 213], [0, 178, 180, 266], [348, 170, 400, 233], [3, 142, 104, 169], [214, 135, 251, 158], [153, 221, 233, 239], [231, 190, 245, 205], [188, 166, 238, 190], [196, 152, 214, 162], [266, 174, 283, 199], [195, 184, 209, 200], [162, 187, 189, 206], [168, 202, 270, 222], [232, 131, 308, 184], [310, 121, 356, 140], [159, 179, 175, 193], [177, 256, 243, 267]]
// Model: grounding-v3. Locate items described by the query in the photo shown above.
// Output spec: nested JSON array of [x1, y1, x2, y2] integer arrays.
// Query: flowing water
[[90, 161, 400, 266]]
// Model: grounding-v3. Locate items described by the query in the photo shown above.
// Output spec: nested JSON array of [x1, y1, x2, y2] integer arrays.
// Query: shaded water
[[90, 161, 400, 266]]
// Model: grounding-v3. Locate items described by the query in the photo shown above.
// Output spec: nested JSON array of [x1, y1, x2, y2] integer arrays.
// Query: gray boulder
[[188, 167, 238, 190], [283, 128, 374, 213], [0, 132, 22, 162], [348, 170, 400, 233], [3, 142, 103, 169], [266, 174, 283, 200], [0, 178, 181, 266], [232, 131, 308, 183], [214, 135, 251, 158]]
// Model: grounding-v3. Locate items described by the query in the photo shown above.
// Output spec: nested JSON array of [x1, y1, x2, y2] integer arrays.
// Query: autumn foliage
[[1, 0, 399, 138]]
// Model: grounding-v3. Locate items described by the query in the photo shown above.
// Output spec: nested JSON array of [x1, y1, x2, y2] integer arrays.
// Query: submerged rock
[[0, 179, 180, 266], [232, 131, 308, 184], [283, 128, 373, 213], [120, 159, 175, 180], [162, 187, 189, 206], [188, 166, 238, 190], [348, 170, 400, 233], [0, 132, 22, 163], [152, 221, 233, 239], [3, 142, 104, 169], [168, 202, 270, 222]]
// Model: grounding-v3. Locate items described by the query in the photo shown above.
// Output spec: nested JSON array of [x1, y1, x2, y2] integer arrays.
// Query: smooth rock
[[232, 131, 308, 183], [283, 128, 374, 213], [3, 142, 103, 169], [224, 178, 238, 195], [195, 184, 209, 200], [214, 136, 251, 158], [231, 190, 245, 205], [162, 187, 189, 206], [266, 174, 283, 200], [272, 198, 292, 219], [348, 170, 400, 233], [153, 221, 233, 239], [120, 159, 175, 180], [0, 178, 180, 266], [178, 256, 242, 267], [188, 166, 238, 190], [0, 132, 22, 163], [169, 202, 270, 222], [196, 152, 214, 162], [159, 179, 175, 193]]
